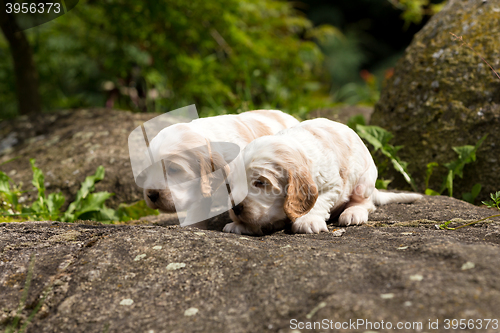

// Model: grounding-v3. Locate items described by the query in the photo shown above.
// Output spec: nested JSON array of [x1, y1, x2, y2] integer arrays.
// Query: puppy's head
[[144, 127, 230, 212], [229, 137, 318, 229]]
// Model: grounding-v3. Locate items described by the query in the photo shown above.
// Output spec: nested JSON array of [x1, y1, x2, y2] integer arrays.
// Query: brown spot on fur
[[233, 121, 255, 143], [250, 110, 290, 128], [179, 130, 205, 149], [244, 118, 275, 139]]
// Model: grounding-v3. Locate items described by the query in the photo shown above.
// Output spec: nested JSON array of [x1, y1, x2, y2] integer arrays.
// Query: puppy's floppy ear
[[197, 150, 213, 198], [197, 144, 231, 198], [283, 167, 318, 221]]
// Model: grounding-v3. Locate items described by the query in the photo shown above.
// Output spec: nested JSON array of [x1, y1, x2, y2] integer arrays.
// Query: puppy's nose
[[232, 203, 244, 216], [147, 190, 160, 203]]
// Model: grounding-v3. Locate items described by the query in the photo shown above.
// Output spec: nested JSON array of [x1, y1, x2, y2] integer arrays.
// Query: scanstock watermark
[[290, 318, 499, 331], [290, 318, 424, 331], [128, 105, 247, 227]]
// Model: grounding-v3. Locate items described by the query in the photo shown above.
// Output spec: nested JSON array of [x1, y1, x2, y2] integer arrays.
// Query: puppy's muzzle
[[146, 189, 160, 203]]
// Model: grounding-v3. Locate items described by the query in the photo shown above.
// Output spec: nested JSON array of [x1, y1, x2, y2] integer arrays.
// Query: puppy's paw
[[338, 206, 369, 226], [223, 222, 262, 236], [292, 217, 328, 234]]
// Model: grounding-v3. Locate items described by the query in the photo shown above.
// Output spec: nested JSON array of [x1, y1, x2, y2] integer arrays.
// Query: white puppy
[[143, 110, 299, 214], [223, 118, 422, 235]]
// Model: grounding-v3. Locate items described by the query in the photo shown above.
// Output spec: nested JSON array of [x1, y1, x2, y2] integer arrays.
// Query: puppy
[[142, 110, 299, 216], [223, 118, 422, 235]]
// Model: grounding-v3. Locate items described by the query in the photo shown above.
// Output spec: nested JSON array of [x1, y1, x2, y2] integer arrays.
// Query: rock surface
[[370, 0, 500, 200], [1, 196, 500, 333]]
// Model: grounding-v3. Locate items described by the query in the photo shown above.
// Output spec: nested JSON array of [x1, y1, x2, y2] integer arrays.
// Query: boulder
[[370, 0, 500, 201], [1, 196, 500, 332]]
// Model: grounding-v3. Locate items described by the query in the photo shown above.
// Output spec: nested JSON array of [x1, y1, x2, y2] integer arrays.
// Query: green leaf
[[47, 192, 65, 216], [438, 220, 455, 230], [0, 171, 12, 194], [0, 171, 19, 211], [471, 183, 482, 198], [443, 135, 487, 179], [355, 125, 393, 151], [440, 169, 453, 197], [356, 124, 416, 192], [64, 165, 106, 218], [425, 188, 440, 196], [347, 114, 366, 131], [70, 191, 113, 220], [116, 200, 159, 221], [382, 150, 417, 192], [482, 191, 500, 210], [30, 159, 45, 198], [462, 192, 473, 204], [425, 162, 439, 190], [462, 183, 482, 204]]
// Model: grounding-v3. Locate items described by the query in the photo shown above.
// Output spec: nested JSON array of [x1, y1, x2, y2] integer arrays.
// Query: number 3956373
[[5, 2, 62, 14]]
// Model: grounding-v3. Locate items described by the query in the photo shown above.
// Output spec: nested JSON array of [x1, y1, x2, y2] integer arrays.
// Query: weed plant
[[0, 160, 157, 223]]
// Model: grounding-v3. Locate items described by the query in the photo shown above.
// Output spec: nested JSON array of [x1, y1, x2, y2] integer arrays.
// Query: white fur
[[143, 110, 299, 213], [223, 118, 422, 235]]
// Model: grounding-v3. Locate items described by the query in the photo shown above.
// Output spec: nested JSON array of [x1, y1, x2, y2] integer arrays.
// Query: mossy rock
[[370, 0, 500, 202]]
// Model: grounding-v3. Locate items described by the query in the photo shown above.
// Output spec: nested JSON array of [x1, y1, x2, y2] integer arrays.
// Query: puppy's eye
[[253, 179, 266, 188], [168, 166, 181, 174]]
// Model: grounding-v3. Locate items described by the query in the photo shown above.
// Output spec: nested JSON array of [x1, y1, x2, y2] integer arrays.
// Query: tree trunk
[[0, 0, 42, 115]]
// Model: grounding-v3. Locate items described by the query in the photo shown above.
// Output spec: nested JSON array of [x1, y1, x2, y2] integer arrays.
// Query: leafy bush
[[0, 160, 157, 223], [0, 0, 336, 118], [24, 159, 65, 220]]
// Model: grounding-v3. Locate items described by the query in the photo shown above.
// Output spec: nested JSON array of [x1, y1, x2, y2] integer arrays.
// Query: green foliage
[[482, 191, 500, 210], [0, 0, 335, 118], [424, 162, 439, 195], [320, 30, 365, 91], [0, 160, 157, 223], [346, 114, 366, 131], [0, 170, 23, 218], [388, 0, 445, 27], [375, 179, 392, 190], [61, 165, 117, 222], [462, 183, 482, 205], [22, 159, 66, 220], [355, 124, 418, 192], [332, 71, 381, 105], [116, 200, 159, 222], [425, 135, 487, 201]]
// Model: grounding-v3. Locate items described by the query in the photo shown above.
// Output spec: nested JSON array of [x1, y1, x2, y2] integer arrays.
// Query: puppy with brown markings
[[143, 110, 299, 218], [223, 118, 422, 235]]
